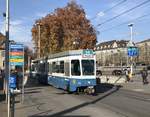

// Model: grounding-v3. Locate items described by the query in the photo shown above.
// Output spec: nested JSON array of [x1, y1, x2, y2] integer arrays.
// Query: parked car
[[96, 70, 102, 76], [147, 66, 150, 71], [112, 70, 122, 75]]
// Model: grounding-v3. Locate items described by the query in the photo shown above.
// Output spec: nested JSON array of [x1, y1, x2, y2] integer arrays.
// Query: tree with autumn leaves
[[32, 1, 97, 57]]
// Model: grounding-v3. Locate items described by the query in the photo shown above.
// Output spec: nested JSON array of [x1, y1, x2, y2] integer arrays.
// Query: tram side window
[[71, 60, 81, 76], [60, 61, 64, 73], [31, 64, 35, 71], [39, 63, 45, 72], [52, 62, 57, 73], [49, 63, 52, 74], [45, 62, 49, 74]]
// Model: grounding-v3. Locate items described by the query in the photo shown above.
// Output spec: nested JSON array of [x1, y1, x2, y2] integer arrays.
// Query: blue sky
[[0, 0, 150, 48]]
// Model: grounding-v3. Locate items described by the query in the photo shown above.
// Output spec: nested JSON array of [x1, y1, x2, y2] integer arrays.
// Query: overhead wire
[[99, 13, 150, 33], [97, 0, 150, 26], [103, 0, 127, 13], [90, 0, 127, 20]]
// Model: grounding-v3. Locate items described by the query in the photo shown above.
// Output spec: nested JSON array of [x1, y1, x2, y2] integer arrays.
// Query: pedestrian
[[141, 67, 149, 85], [125, 69, 130, 82], [0, 67, 2, 79], [128, 70, 133, 82], [11, 66, 21, 91], [0, 68, 2, 90], [15, 66, 21, 90]]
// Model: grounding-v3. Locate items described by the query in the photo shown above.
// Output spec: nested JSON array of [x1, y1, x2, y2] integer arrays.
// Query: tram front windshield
[[82, 60, 94, 75]]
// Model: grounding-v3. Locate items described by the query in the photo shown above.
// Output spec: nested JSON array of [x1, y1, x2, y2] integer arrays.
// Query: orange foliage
[[31, 1, 97, 57]]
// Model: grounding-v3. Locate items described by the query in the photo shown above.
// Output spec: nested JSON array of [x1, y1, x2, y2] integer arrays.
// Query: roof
[[0, 33, 5, 40], [32, 49, 95, 62], [96, 40, 116, 47], [136, 39, 150, 44], [48, 49, 95, 59], [0, 33, 5, 50], [96, 40, 129, 50]]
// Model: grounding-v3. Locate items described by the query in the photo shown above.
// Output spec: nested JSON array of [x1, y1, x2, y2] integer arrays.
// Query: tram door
[[71, 60, 81, 76]]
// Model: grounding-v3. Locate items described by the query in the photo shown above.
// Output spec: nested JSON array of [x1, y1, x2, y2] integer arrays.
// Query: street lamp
[[73, 38, 80, 50], [128, 23, 134, 77], [36, 22, 41, 58], [128, 23, 133, 42]]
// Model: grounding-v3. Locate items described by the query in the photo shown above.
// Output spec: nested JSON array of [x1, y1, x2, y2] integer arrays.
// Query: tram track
[[71, 86, 150, 117]]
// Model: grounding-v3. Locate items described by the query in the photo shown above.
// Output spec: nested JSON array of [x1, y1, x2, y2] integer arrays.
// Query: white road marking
[[132, 89, 144, 92]]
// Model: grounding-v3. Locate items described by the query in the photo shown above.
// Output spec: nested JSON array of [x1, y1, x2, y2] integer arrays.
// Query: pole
[[38, 24, 41, 58], [5, 0, 10, 117], [130, 25, 133, 42], [22, 45, 25, 103], [2, 13, 7, 100], [130, 25, 133, 77], [129, 23, 133, 78], [10, 93, 15, 117]]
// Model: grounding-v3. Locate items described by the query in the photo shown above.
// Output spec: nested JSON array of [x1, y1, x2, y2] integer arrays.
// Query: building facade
[[95, 40, 129, 66], [136, 39, 150, 65], [0, 33, 5, 69]]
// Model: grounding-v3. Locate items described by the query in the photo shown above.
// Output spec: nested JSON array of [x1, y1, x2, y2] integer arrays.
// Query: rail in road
[[73, 84, 150, 117], [4, 77, 150, 117]]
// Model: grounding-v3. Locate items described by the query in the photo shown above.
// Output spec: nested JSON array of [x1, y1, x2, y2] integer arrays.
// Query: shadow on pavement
[[25, 87, 43, 91], [24, 90, 41, 94], [55, 83, 122, 96], [0, 92, 5, 102], [30, 115, 89, 117], [30, 84, 120, 117], [24, 77, 49, 89], [95, 83, 122, 94]]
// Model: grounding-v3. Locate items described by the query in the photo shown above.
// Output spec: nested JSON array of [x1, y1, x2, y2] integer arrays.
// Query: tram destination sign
[[82, 50, 94, 58], [9, 44, 24, 66]]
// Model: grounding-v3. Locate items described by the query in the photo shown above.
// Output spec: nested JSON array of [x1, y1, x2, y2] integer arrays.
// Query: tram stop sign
[[127, 47, 139, 57], [9, 76, 16, 89]]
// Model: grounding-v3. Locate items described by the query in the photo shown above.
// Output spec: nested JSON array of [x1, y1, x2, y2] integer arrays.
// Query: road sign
[[9, 44, 24, 66], [127, 47, 139, 57], [9, 76, 16, 89]]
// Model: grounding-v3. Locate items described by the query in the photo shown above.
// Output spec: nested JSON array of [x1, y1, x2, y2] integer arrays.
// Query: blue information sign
[[10, 43, 24, 66], [9, 76, 16, 89], [127, 47, 139, 57]]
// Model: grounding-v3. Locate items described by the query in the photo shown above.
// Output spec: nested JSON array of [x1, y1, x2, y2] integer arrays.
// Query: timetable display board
[[9, 44, 24, 66]]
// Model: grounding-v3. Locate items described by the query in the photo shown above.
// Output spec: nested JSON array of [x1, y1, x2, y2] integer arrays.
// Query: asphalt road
[[12, 78, 150, 117], [76, 85, 150, 117]]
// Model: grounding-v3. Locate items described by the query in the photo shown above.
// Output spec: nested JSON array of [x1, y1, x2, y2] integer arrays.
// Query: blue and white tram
[[47, 49, 96, 92], [31, 57, 48, 84]]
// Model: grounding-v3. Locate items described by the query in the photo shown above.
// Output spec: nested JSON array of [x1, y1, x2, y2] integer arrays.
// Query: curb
[[120, 85, 150, 96]]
